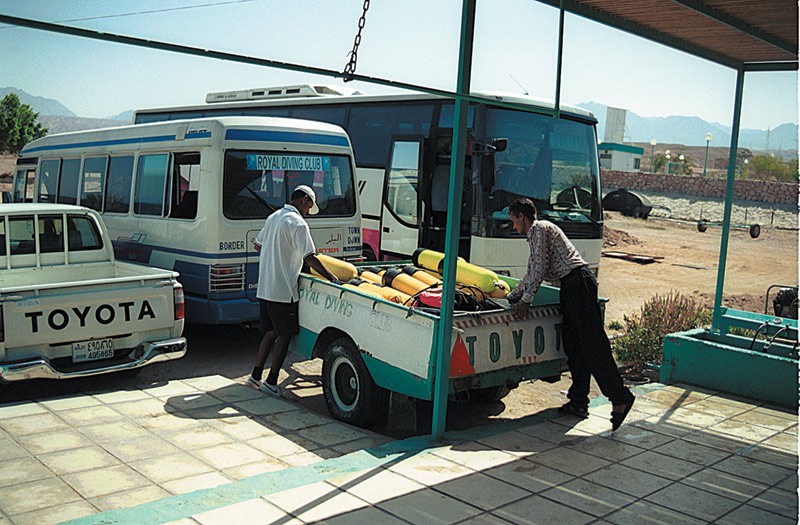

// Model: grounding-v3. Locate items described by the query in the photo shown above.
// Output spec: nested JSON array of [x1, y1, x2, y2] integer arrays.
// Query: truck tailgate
[[4, 281, 175, 348]]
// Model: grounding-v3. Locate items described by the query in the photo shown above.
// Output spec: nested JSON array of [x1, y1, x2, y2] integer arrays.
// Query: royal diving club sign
[[247, 154, 330, 172]]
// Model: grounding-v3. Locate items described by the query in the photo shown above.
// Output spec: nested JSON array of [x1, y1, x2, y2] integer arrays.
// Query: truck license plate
[[72, 338, 115, 363]]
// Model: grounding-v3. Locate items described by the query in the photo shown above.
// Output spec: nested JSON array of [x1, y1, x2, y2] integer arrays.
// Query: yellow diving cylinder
[[347, 278, 411, 305], [311, 253, 358, 282], [358, 267, 384, 284], [488, 279, 511, 299], [342, 283, 383, 300], [382, 268, 429, 296], [412, 248, 500, 293], [402, 265, 441, 286]]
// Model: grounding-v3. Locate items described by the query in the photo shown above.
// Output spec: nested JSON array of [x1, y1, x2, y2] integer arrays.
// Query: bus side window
[[104, 156, 134, 213], [169, 152, 200, 219], [38, 159, 60, 203]]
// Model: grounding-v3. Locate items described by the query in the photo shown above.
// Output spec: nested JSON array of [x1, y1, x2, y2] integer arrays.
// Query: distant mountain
[[39, 115, 125, 135], [106, 110, 134, 122], [578, 102, 799, 152], [0, 87, 76, 117]]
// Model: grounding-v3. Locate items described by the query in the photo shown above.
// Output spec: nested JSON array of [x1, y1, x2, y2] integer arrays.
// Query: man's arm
[[304, 253, 341, 284]]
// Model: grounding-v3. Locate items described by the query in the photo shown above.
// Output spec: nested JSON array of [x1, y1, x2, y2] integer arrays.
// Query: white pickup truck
[[0, 204, 187, 383], [291, 268, 567, 427]]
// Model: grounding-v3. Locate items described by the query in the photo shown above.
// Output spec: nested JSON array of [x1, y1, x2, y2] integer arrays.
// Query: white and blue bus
[[133, 85, 603, 278], [14, 116, 361, 324]]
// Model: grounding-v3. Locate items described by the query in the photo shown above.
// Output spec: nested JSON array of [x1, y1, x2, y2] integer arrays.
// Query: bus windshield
[[484, 108, 600, 228], [223, 151, 357, 219]]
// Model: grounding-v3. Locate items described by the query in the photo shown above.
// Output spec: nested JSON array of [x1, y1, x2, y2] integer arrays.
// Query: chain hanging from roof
[[342, 0, 370, 82]]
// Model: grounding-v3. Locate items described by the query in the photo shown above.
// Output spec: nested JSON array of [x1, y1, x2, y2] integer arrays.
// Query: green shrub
[[613, 291, 712, 371]]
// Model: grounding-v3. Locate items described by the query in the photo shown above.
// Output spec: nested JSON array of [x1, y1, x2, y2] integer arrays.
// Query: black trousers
[[559, 266, 630, 406]]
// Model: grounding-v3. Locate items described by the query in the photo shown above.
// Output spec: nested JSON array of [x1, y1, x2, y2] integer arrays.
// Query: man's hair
[[290, 189, 307, 202], [508, 198, 537, 220]]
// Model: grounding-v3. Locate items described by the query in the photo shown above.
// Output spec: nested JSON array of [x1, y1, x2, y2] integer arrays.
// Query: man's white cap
[[294, 185, 319, 215]]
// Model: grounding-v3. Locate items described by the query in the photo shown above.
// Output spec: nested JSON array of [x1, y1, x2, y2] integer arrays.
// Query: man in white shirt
[[246, 185, 339, 396]]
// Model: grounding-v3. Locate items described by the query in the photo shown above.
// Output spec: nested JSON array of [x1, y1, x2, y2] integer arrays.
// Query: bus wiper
[[245, 186, 278, 213]]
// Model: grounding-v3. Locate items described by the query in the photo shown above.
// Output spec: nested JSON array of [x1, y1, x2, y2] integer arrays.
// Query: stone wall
[[601, 170, 798, 206]]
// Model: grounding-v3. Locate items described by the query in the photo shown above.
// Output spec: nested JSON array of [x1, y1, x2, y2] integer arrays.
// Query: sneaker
[[557, 400, 589, 419], [245, 376, 261, 390], [260, 381, 281, 397]]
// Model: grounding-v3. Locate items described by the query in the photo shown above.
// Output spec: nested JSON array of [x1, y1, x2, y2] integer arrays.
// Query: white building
[[598, 142, 644, 172]]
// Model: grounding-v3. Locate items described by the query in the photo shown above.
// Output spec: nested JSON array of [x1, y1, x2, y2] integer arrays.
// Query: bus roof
[[20, 116, 352, 156], [133, 88, 597, 123]]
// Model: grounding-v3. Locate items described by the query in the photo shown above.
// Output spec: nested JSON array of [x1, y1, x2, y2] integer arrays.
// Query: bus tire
[[322, 337, 388, 427], [467, 385, 510, 403]]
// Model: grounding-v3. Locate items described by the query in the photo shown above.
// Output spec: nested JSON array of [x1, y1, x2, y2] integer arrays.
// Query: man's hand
[[513, 301, 530, 319]]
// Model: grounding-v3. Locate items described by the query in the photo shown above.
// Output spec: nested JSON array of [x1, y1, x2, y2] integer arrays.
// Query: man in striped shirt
[[507, 198, 635, 431]]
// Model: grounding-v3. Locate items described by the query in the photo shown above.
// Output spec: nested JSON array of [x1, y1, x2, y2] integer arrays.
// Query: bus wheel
[[467, 385, 510, 403], [322, 338, 388, 427]]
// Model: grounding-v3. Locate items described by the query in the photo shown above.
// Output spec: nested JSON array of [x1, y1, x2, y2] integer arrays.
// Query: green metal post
[[712, 67, 746, 331], [431, 0, 475, 441]]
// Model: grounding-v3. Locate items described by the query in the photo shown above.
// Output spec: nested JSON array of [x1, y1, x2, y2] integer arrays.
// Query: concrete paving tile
[[785, 424, 797, 435], [37, 445, 120, 475], [748, 487, 799, 518], [553, 412, 618, 434], [435, 472, 530, 511], [377, 486, 483, 524], [719, 503, 797, 525], [141, 380, 199, 398], [8, 500, 97, 525], [603, 499, 706, 525], [659, 384, 716, 400], [38, 394, 101, 412], [683, 398, 752, 419], [0, 411, 68, 435], [516, 420, 592, 445], [753, 405, 797, 420], [247, 433, 313, 457], [139, 411, 206, 434], [679, 427, 751, 454], [607, 424, 676, 450], [0, 456, 51, 487], [0, 401, 47, 419], [0, 477, 81, 515], [644, 482, 740, 521], [526, 445, 611, 477], [708, 393, 763, 409], [582, 463, 672, 498], [92, 389, 152, 404], [232, 396, 299, 417], [77, 420, 151, 443], [760, 431, 798, 453], [101, 434, 181, 462], [493, 493, 594, 525], [62, 464, 153, 499], [0, 435, 27, 460], [57, 404, 124, 427], [711, 454, 794, 486], [163, 426, 236, 450], [315, 505, 410, 525], [732, 409, 798, 432], [207, 383, 265, 404], [329, 436, 391, 455], [657, 406, 726, 429], [431, 442, 518, 471], [129, 452, 215, 483], [208, 414, 277, 440], [483, 459, 574, 494], [190, 442, 268, 470], [295, 422, 372, 447], [221, 457, 291, 480], [165, 392, 227, 412], [639, 388, 704, 408], [630, 415, 700, 438], [457, 513, 517, 524], [90, 484, 171, 512], [387, 451, 474, 486], [182, 375, 236, 392], [110, 397, 172, 418], [541, 478, 637, 518], [560, 435, 646, 462], [652, 438, 732, 466], [476, 430, 556, 457], [163, 520, 202, 525], [627, 399, 672, 417], [775, 471, 797, 492], [194, 497, 289, 525], [180, 404, 242, 422], [620, 450, 703, 481], [262, 408, 333, 431], [282, 450, 329, 467], [265, 481, 370, 523], [17, 428, 87, 454], [681, 467, 768, 500], [709, 418, 780, 442], [161, 471, 232, 495], [328, 467, 425, 504], [739, 442, 798, 469]]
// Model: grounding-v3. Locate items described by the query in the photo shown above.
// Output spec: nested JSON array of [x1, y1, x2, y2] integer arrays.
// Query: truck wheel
[[322, 338, 388, 427], [749, 224, 761, 238], [467, 385, 510, 403]]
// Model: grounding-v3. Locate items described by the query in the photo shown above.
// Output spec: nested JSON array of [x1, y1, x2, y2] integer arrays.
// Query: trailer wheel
[[697, 221, 708, 233], [322, 337, 388, 427], [749, 224, 761, 238], [467, 385, 510, 403]]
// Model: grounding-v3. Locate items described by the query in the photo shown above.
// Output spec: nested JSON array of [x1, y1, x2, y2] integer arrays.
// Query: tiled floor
[[0, 378, 796, 525]]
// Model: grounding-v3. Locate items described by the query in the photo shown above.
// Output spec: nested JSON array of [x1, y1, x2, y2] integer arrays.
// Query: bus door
[[380, 138, 423, 258]]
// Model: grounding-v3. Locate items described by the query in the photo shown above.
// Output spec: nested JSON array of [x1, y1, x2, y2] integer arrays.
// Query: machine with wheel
[[288, 270, 566, 427]]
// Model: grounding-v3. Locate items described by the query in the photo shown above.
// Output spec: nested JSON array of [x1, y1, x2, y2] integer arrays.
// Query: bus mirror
[[492, 138, 508, 153]]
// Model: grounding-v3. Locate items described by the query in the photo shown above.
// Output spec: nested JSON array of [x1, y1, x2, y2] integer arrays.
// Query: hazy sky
[[0, 0, 797, 137]]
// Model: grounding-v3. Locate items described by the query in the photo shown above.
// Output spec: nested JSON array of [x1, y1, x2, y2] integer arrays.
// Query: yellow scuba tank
[[311, 253, 358, 282], [488, 279, 511, 298], [382, 268, 429, 296], [347, 278, 412, 305], [402, 265, 441, 286], [342, 283, 383, 300], [412, 248, 501, 293], [358, 268, 384, 284]]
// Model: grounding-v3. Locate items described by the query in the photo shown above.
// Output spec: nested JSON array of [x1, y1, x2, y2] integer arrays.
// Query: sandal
[[558, 401, 589, 419], [611, 393, 635, 431]]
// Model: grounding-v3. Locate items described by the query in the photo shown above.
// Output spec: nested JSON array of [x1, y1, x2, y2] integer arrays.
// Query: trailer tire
[[467, 385, 510, 403], [322, 338, 388, 427]]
